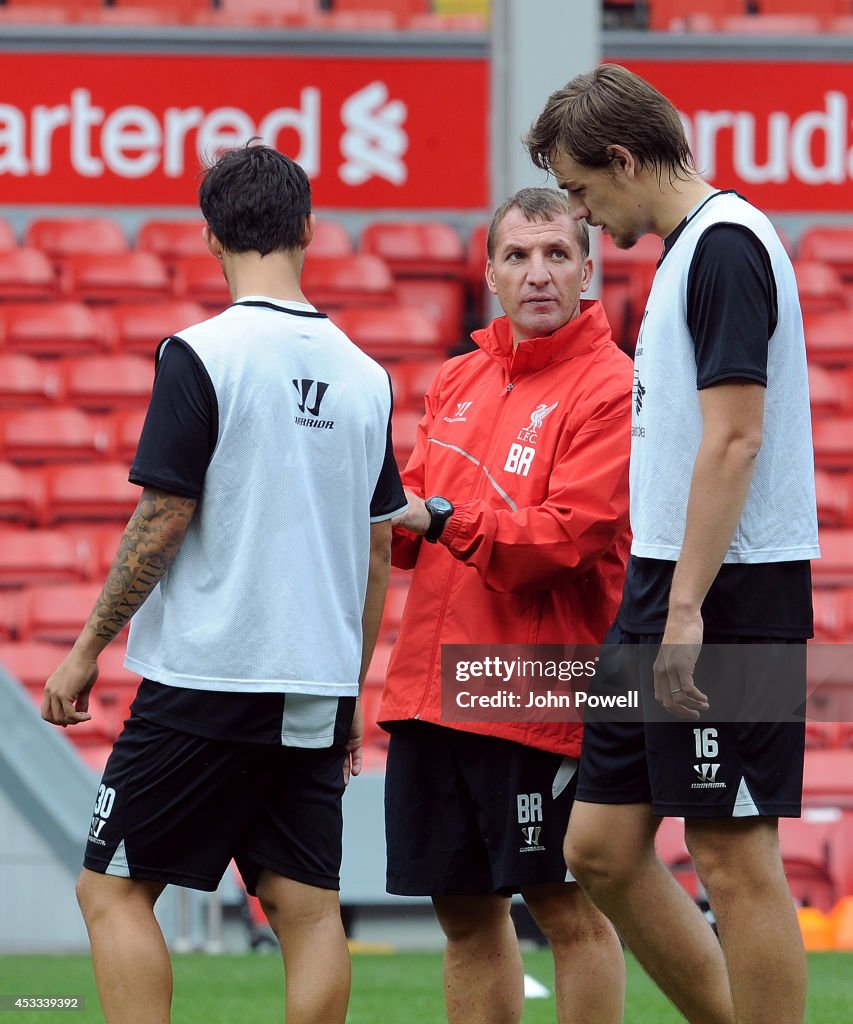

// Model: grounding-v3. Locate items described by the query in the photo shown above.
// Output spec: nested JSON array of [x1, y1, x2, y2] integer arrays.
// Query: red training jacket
[[379, 299, 633, 757]]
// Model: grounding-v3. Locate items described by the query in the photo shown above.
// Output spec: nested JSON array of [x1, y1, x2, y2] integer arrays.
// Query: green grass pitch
[[1, 950, 851, 1022]]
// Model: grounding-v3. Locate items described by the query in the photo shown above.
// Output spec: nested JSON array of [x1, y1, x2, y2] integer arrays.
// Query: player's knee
[[433, 895, 508, 945], [525, 884, 614, 948], [563, 830, 630, 890]]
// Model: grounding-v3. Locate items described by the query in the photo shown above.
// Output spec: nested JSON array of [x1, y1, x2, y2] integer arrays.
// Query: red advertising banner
[[622, 58, 853, 212], [0, 53, 488, 209]]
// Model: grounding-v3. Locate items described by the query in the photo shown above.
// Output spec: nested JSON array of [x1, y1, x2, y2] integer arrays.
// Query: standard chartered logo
[[339, 81, 408, 186]]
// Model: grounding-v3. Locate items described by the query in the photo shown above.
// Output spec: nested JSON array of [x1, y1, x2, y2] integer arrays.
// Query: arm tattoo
[[86, 488, 197, 646]]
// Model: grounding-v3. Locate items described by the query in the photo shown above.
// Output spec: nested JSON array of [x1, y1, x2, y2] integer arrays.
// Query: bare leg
[[687, 817, 806, 1024], [522, 881, 625, 1024], [565, 801, 735, 1024], [256, 871, 350, 1024], [76, 869, 170, 1024], [432, 894, 523, 1024]]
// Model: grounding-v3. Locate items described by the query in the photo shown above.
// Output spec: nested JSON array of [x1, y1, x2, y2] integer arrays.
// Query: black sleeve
[[369, 375, 407, 522], [129, 338, 218, 500], [687, 223, 778, 390]]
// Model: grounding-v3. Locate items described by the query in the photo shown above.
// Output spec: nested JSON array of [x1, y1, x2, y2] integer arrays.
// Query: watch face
[[429, 497, 453, 515]]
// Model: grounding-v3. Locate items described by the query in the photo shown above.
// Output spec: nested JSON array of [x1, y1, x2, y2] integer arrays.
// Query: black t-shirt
[[617, 210, 813, 638]]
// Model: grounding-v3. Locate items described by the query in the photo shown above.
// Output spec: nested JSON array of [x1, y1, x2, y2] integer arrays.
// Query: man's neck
[[653, 175, 717, 239], [222, 251, 310, 305]]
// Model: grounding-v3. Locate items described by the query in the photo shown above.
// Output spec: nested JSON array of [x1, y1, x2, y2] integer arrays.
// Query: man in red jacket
[[379, 188, 633, 1024]]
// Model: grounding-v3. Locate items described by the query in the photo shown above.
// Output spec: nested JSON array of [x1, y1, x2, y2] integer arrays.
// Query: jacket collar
[[471, 299, 613, 375]]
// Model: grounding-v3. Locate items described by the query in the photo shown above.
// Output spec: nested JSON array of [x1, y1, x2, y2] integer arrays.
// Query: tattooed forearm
[[84, 488, 197, 648]]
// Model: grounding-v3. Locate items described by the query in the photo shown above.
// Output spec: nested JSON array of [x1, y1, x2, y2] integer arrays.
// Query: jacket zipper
[[414, 376, 516, 720]]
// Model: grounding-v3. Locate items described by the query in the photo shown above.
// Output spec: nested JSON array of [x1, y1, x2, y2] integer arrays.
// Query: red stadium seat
[[802, 749, 853, 807], [809, 363, 850, 417], [136, 219, 207, 265], [805, 721, 841, 751], [109, 301, 207, 356], [61, 252, 171, 303], [60, 355, 152, 411], [0, 6, 72, 23], [0, 219, 17, 250], [25, 217, 128, 262], [808, 644, 853, 721], [804, 310, 853, 366], [794, 261, 848, 315], [110, 410, 147, 464], [0, 301, 108, 356], [331, 305, 442, 360], [43, 463, 139, 524], [648, 0, 743, 31], [62, 522, 126, 576], [811, 530, 853, 586], [311, 220, 354, 258], [466, 222, 490, 320], [0, 248, 56, 300], [812, 418, 853, 471], [302, 254, 396, 310], [814, 471, 853, 529], [0, 355, 59, 408], [202, 0, 315, 26], [301, 9, 399, 28], [391, 408, 423, 467], [777, 813, 841, 912], [360, 221, 466, 278], [798, 226, 853, 281], [405, 12, 487, 29], [0, 408, 110, 464], [171, 256, 231, 309], [810, 586, 852, 641], [394, 278, 466, 346], [0, 530, 84, 587], [0, 463, 41, 525], [386, 357, 443, 410], [718, 13, 823, 32], [19, 581, 105, 643]]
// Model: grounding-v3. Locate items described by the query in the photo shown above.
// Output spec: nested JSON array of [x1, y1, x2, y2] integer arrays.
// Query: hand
[[344, 698, 363, 785], [41, 648, 98, 728], [391, 488, 431, 537], [653, 611, 710, 720]]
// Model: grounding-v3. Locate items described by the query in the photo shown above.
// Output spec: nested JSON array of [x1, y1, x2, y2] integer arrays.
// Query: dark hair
[[198, 141, 312, 255], [487, 187, 590, 260], [525, 63, 694, 181]]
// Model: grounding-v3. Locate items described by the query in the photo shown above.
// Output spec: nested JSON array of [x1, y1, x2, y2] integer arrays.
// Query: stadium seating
[[0, 463, 41, 526], [798, 226, 853, 283], [793, 261, 848, 315], [0, 530, 84, 587], [60, 251, 172, 303], [108, 301, 207, 356], [360, 221, 468, 345], [812, 530, 853, 585], [808, 363, 851, 416], [814, 470, 853, 528], [802, 749, 853, 807], [18, 581, 105, 643], [136, 219, 207, 267], [0, 301, 108, 357], [648, 0, 743, 32], [718, 13, 823, 32], [331, 304, 443, 360], [0, 248, 56, 300], [812, 417, 853, 471], [0, 219, 17, 250], [110, 410, 147, 464], [302, 254, 396, 310], [0, 355, 59, 408], [171, 256, 232, 308], [59, 355, 152, 411], [25, 217, 129, 263], [804, 310, 853, 366], [0, 408, 110, 463], [310, 220, 355, 258], [43, 463, 139, 525]]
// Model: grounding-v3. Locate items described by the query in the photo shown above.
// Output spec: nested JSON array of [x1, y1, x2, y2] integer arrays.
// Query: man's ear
[[580, 255, 594, 294], [203, 225, 224, 260], [605, 145, 637, 180], [301, 213, 316, 251], [485, 259, 498, 297]]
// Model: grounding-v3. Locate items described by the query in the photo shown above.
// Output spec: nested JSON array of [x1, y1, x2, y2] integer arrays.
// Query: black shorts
[[576, 625, 806, 818], [83, 714, 348, 893], [385, 720, 578, 896]]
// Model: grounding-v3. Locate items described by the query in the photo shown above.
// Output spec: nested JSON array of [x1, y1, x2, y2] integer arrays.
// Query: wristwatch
[[424, 496, 454, 543]]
